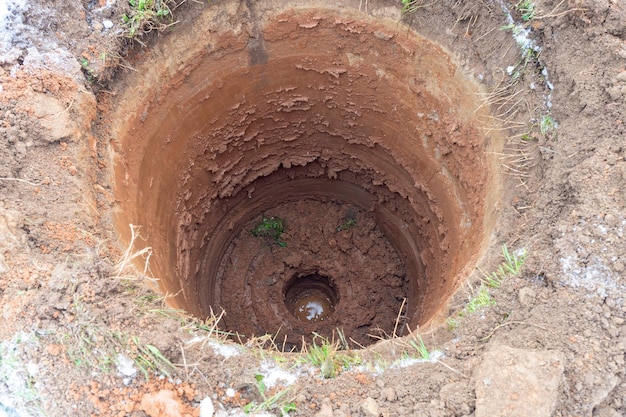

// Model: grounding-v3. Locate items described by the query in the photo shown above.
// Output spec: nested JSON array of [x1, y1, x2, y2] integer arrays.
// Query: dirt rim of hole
[[106, 2, 503, 346]]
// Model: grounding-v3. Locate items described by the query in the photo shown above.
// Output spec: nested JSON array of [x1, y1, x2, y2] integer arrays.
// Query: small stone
[[360, 397, 380, 417], [607, 86, 624, 101], [31, 93, 75, 143], [103, 20, 114, 29], [593, 406, 621, 417], [15, 142, 26, 154], [381, 387, 397, 402], [199, 397, 214, 417], [116, 354, 137, 378], [373, 30, 394, 41], [518, 287, 537, 307], [284, 253, 302, 267], [314, 398, 334, 417]]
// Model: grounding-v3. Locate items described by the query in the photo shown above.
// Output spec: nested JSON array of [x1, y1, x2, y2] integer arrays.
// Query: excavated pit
[[110, 6, 499, 348]]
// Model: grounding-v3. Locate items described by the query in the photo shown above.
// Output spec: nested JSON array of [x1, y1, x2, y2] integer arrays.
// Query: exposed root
[[534, 0, 587, 21], [0, 177, 40, 186], [114, 224, 154, 280]]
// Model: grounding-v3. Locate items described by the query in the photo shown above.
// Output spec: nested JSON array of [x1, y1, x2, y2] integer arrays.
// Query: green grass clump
[[516, 0, 536, 22], [408, 334, 431, 360], [448, 245, 527, 328], [122, 0, 174, 38], [243, 374, 296, 415], [483, 245, 527, 288], [539, 114, 557, 138], [462, 285, 496, 316], [302, 334, 361, 379], [251, 216, 287, 247], [336, 218, 357, 232], [128, 336, 175, 379]]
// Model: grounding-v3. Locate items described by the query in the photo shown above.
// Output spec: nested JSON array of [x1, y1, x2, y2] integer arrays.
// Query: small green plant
[[336, 218, 357, 232], [122, 0, 174, 38], [539, 114, 557, 138], [448, 245, 527, 328], [462, 285, 495, 316], [243, 374, 296, 416], [516, 0, 536, 22], [251, 216, 287, 247], [129, 336, 175, 379], [79, 58, 96, 82], [483, 245, 527, 288], [64, 330, 115, 372], [302, 334, 361, 378], [408, 334, 431, 360], [508, 47, 541, 84], [446, 317, 459, 330], [63, 295, 118, 373]]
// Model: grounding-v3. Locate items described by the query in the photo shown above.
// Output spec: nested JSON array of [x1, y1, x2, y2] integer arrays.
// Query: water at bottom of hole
[[291, 289, 335, 322], [285, 274, 338, 323]]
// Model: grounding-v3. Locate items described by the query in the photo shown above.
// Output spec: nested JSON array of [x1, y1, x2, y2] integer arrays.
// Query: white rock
[[103, 20, 114, 29], [116, 354, 137, 378], [199, 397, 214, 417]]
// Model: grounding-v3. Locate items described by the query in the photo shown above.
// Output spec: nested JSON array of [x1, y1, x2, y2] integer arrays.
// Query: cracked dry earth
[[1, 1, 626, 417]]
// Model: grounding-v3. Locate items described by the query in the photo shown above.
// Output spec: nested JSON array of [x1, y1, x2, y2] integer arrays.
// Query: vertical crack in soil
[[108, 7, 500, 347]]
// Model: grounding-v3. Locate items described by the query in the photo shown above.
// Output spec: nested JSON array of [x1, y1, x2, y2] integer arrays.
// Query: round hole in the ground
[[108, 5, 501, 348], [284, 273, 338, 323]]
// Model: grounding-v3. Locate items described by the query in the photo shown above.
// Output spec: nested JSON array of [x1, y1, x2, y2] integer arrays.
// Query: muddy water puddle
[[285, 273, 338, 323]]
